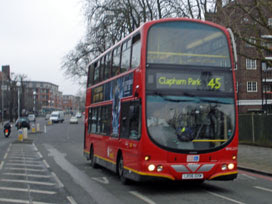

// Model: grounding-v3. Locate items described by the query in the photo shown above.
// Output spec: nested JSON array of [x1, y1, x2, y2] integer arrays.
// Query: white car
[[69, 116, 78, 124], [75, 112, 82, 118], [50, 111, 64, 123], [28, 114, 36, 122]]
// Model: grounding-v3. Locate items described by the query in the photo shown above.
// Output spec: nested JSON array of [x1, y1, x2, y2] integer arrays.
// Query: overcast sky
[[0, 0, 86, 95]]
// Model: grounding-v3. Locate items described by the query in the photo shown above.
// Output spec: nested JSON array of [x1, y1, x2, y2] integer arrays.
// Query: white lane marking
[[33, 143, 38, 151], [67, 196, 78, 204], [8, 156, 38, 160], [7, 144, 11, 152], [0, 186, 56, 194], [51, 172, 64, 188], [240, 173, 256, 180], [0, 198, 55, 204], [43, 159, 50, 168], [91, 177, 109, 184], [4, 153, 8, 159], [1, 179, 55, 186], [4, 167, 46, 172], [6, 163, 43, 167], [254, 186, 272, 193], [0, 161, 4, 170], [207, 191, 245, 204], [38, 152, 43, 158], [129, 191, 156, 204], [8, 155, 37, 159], [3, 172, 51, 178], [8, 159, 41, 164]]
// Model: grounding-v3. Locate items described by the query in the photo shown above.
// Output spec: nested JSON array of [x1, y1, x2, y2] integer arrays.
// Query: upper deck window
[[147, 21, 231, 68]]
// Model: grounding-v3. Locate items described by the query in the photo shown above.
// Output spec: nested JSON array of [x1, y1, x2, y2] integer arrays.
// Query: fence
[[239, 113, 272, 147]]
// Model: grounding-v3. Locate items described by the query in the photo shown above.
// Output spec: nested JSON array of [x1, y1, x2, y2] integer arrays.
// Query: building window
[[247, 81, 257, 92], [268, 18, 272, 26], [246, 58, 257, 69], [245, 37, 256, 47]]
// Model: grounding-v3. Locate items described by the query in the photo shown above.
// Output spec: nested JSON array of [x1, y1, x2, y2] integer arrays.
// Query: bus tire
[[90, 146, 98, 168], [117, 155, 129, 185]]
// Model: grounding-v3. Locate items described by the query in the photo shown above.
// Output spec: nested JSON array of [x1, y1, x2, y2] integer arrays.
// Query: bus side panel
[[119, 138, 141, 171]]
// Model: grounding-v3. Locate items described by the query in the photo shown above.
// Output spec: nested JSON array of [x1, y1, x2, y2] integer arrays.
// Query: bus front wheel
[[117, 155, 129, 185]]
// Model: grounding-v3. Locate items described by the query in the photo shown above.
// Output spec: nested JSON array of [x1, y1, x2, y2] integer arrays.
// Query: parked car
[[69, 116, 78, 124], [75, 112, 82, 118], [28, 114, 36, 122], [15, 117, 30, 130], [45, 114, 50, 120], [49, 111, 64, 123]]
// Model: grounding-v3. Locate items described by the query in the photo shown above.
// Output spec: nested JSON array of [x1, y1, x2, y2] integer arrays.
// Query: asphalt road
[[0, 117, 271, 204]]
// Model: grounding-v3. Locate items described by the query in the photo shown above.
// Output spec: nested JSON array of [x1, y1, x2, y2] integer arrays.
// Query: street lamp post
[[33, 91, 37, 115], [16, 81, 21, 119]]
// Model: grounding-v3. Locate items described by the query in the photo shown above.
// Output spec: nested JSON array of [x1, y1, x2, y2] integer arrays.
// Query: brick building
[[206, 0, 272, 113]]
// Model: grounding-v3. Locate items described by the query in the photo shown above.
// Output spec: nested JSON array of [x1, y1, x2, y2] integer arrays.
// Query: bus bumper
[[123, 162, 238, 182]]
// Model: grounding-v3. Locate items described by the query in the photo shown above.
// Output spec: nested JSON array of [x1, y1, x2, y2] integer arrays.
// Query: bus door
[[118, 100, 141, 169]]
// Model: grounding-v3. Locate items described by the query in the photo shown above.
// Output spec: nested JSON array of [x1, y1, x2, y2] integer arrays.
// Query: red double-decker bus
[[84, 18, 238, 184]]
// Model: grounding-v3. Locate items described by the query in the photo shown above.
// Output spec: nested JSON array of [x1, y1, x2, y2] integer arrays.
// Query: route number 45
[[208, 78, 221, 89]]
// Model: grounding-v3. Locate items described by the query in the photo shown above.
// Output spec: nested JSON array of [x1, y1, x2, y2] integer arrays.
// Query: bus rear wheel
[[117, 155, 129, 185], [90, 147, 97, 168]]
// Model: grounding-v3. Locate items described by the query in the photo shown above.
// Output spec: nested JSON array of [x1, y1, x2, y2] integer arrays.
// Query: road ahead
[[0, 117, 271, 204]]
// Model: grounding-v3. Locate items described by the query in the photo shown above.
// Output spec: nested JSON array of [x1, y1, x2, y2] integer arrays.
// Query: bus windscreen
[[147, 21, 231, 67]]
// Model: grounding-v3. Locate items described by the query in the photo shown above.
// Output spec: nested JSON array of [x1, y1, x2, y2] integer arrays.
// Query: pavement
[[238, 144, 272, 176]]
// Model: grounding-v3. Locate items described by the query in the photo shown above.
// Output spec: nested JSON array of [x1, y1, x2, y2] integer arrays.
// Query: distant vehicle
[[49, 111, 64, 123], [28, 114, 36, 122], [75, 112, 82, 118], [69, 116, 78, 124], [3, 122, 11, 137], [45, 114, 50, 120], [15, 117, 30, 130]]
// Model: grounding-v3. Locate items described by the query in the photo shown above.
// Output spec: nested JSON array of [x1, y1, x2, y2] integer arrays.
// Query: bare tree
[[210, 0, 272, 66], [61, 0, 217, 81]]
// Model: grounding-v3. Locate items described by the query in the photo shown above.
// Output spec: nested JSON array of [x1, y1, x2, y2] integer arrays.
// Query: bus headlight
[[148, 164, 155, 171], [228, 163, 235, 170], [157, 165, 163, 172]]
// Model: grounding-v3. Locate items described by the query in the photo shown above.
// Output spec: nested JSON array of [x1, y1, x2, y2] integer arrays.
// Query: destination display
[[147, 70, 233, 93]]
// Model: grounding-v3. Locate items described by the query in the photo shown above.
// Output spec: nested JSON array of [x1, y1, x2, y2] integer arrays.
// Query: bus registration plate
[[182, 173, 204, 180]]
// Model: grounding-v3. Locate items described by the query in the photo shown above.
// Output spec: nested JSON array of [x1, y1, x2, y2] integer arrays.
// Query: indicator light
[[157, 165, 163, 172], [221, 164, 227, 171], [144, 156, 150, 161], [232, 155, 237, 160]]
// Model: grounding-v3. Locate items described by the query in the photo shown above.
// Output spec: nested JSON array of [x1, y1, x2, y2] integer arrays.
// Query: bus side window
[[106, 105, 112, 135], [87, 64, 94, 87], [91, 108, 97, 133], [100, 105, 112, 135], [88, 108, 92, 133], [104, 52, 111, 80], [94, 61, 100, 84], [120, 100, 141, 140], [112, 46, 121, 76], [131, 34, 141, 68], [121, 39, 132, 73], [97, 107, 101, 134]]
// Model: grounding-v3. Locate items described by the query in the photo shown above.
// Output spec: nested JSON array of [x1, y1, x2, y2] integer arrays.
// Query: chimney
[[2, 65, 10, 80]]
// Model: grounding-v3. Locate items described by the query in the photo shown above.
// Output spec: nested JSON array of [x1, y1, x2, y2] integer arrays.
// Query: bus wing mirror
[[227, 28, 238, 69], [134, 85, 140, 97]]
